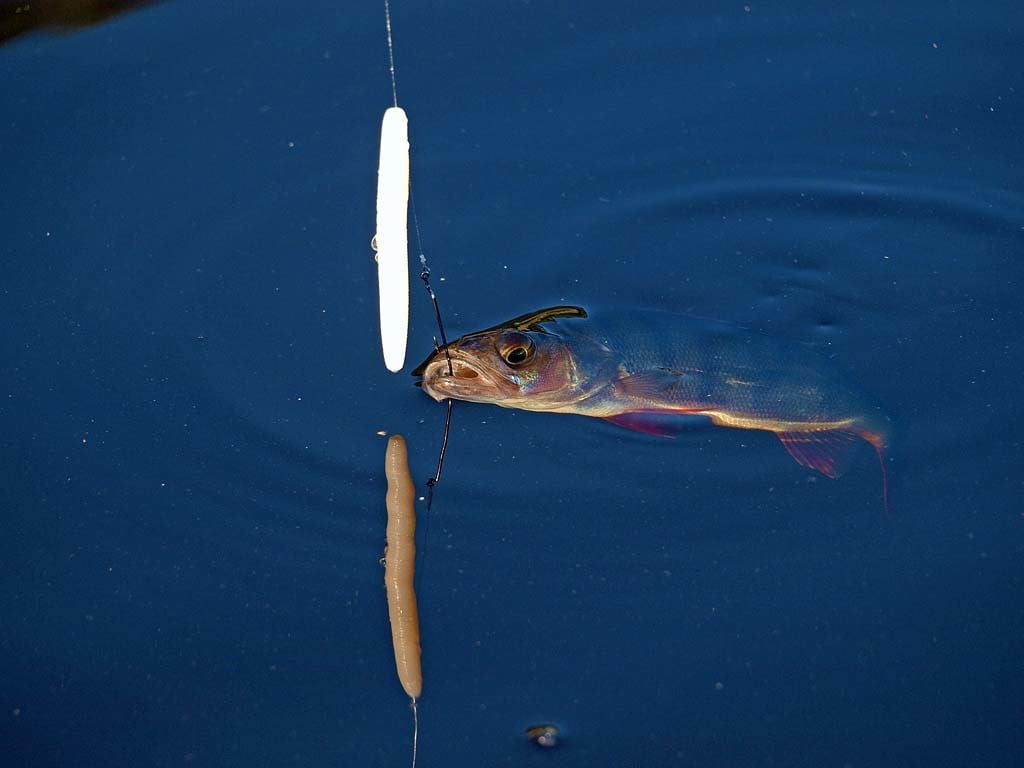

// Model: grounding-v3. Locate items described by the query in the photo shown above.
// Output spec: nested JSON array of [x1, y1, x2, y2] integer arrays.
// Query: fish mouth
[[410, 347, 444, 378], [412, 349, 512, 403]]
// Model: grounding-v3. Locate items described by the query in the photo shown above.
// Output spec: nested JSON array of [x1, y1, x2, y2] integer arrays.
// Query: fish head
[[411, 306, 596, 411]]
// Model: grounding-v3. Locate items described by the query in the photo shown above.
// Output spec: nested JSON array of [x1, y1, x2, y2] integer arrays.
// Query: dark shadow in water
[[0, 0, 164, 45]]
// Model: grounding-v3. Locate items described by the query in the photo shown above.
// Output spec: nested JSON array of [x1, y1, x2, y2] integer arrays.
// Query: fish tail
[[855, 426, 890, 514]]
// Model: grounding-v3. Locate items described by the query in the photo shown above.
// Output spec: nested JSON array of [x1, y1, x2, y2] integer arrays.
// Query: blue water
[[3, 2, 1022, 766]]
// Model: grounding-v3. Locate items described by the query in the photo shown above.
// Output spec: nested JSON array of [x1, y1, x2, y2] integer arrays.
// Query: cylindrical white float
[[375, 106, 410, 373]]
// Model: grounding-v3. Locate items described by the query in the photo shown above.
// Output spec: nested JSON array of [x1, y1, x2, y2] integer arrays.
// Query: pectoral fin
[[611, 368, 701, 404], [604, 368, 713, 439]]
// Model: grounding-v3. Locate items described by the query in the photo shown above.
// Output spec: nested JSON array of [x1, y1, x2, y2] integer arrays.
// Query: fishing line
[[417, 243, 455, 510], [380, 10, 434, 768], [410, 698, 419, 768], [383, 0, 455, 507], [383, 0, 399, 107], [415, 243, 452, 514]]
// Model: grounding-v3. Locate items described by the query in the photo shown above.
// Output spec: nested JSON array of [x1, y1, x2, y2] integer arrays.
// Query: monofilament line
[[384, 0, 399, 107], [411, 698, 419, 768], [418, 254, 455, 509]]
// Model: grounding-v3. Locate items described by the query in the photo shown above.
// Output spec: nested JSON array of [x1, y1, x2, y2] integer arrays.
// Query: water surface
[[2, 2, 1022, 766]]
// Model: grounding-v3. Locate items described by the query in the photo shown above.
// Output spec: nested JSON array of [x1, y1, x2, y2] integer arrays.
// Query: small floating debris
[[525, 724, 560, 748]]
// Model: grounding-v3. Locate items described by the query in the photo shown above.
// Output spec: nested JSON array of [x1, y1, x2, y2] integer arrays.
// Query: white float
[[375, 106, 410, 373]]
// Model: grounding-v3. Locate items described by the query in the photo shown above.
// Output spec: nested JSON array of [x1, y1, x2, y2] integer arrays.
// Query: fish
[[412, 305, 890, 507]]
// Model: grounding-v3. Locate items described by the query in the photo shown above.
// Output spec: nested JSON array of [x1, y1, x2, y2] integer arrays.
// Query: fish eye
[[506, 346, 529, 364], [500, 333, 535, 367]]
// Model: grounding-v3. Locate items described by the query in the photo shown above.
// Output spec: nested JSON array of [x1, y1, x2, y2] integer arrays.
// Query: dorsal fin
[[465, 306, 587, 338]]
